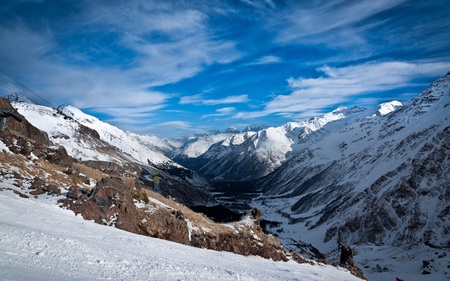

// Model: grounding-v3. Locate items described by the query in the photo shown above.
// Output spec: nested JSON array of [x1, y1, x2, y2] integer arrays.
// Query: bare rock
[[140, 209, 190, 245], [45, 146, 73, 167], [60, 177, 148, 236], [66, 186, 84, 200]]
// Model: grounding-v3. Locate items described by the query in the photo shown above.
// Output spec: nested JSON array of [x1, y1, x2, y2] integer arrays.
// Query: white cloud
[[247, 55, 282, 65], [240, 0, 276, 10], [144, 120, 209, 137], [202, 107, 236, 118], [235, 61, 450, 119], [274, 0, 407, 46], [0, 1, 245, 137], [180, 94, 249, 105], [82, 1, 242, 87]]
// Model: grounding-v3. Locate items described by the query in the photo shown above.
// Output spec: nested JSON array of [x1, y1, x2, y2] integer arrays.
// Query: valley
[[1, 72, 449, 281]]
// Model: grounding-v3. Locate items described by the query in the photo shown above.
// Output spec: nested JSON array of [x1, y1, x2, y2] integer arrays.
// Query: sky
[[1, 0, 450, 138]]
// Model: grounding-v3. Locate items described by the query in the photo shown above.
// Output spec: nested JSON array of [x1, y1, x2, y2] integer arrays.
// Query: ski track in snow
[[0, 190, 362, 281]]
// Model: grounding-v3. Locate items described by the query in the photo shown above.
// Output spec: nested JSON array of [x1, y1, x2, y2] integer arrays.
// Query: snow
[[59, 105, 174, 165], [185, 219, 199, 241], [0, 140, 11, 153], [376, 100, 402, 116], [148, 197, 173, 210], [12, 103, 112, 161], [0, 190, 363, 281], [13, 103, 175, 166]]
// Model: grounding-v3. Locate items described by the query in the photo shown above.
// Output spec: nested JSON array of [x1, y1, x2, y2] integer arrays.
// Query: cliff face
[[0, 98, 51, 148]]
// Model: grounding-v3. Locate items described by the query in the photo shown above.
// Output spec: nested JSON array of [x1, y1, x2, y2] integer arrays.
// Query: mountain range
[[1, 72, 449, 281], [166, 72, 450, 280]]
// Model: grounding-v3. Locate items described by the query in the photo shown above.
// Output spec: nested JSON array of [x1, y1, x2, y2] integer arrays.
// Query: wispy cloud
[[180, 94, 249, 105], [235, 61, 450, 119], [0, 1, 243, 116], [146, 120, 208, 137], [240, 0, 276, 11], [202, 107, 236, 118], [274, 0, 407, 45], [246, 55, 282, 66], [81, 1, 242, 87], [1, 1, 449, 137]]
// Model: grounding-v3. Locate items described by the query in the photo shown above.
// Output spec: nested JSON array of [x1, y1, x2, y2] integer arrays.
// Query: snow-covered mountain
[[177, 105, 379, 181], [172, 72, 450, 280], [251, 73, 450, 280], [10, 101, 215, 206], [254, 72, 449, 246], [171, 130, 245, 159], [0, 96, 365, 280], [14, 103, 175, 166]]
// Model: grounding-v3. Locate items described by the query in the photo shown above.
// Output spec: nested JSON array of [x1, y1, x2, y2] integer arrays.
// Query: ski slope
[[0, 190, 362, 281]]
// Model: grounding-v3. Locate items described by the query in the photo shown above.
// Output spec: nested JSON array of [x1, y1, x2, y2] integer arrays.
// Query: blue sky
[[1, 0, 450, 138]]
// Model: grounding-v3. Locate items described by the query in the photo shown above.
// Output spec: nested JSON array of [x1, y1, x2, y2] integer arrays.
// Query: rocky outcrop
[[0, 98, 67, 167], [45, 146, 73, 167], [0, 98, 50, 146], [59, 176, 290, 261], [60, 177, 148, 234], [140, 208, 190, 245], [338, 244, 367, 280], [190, 218, 287, 261], [83, 160, 139, 177]]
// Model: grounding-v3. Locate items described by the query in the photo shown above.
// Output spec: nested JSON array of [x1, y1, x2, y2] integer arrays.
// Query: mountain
[[0, 97, 367, 280], [171, 130, 253, 159], [172, 72, 450, 281], [251, 73, 450, 280], [176, 105, 370, 181], [10, 100, 215, 207], [254, 72, 449, 247]]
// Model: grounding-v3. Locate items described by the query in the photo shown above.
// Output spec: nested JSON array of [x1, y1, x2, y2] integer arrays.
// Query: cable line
[[0, 70, 55, 109]]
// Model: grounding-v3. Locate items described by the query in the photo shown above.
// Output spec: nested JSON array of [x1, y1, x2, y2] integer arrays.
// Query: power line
[[0, 80, 20, 94], [0, 70, 55, 109]]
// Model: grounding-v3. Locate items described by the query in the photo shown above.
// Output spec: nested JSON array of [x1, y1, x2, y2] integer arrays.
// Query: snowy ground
[[0, 190, 362, 281]]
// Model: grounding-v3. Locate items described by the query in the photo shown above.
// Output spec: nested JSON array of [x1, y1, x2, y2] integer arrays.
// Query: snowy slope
[[58, 105, 175, 166], [11, 103, 124, 162], [250, 73, 450, 280], [12, 102, 176, 166], [0, 190, 363, 281], [172, 131, 246, 159]]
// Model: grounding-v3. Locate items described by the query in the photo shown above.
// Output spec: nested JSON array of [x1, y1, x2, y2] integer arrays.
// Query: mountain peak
[[243, 124, 269, 132], [6, 93, 34, 104], [224, 126, 240, 134], [377, 100, 402, 116]]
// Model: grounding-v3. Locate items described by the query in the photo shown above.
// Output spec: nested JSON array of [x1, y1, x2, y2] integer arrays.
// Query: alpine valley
[[170, 72, 450, 281], [1, 72, 449, 281]]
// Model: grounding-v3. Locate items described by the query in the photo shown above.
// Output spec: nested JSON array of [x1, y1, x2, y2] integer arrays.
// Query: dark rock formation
[[28, 177, 61, 196], [190, 226, 287, 261], [339, 244, 354, 267], [61, 177, 149, 233], [338, 244, 367, 280], [0, 98, 50, 146], [45, 146, 73, 167]]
